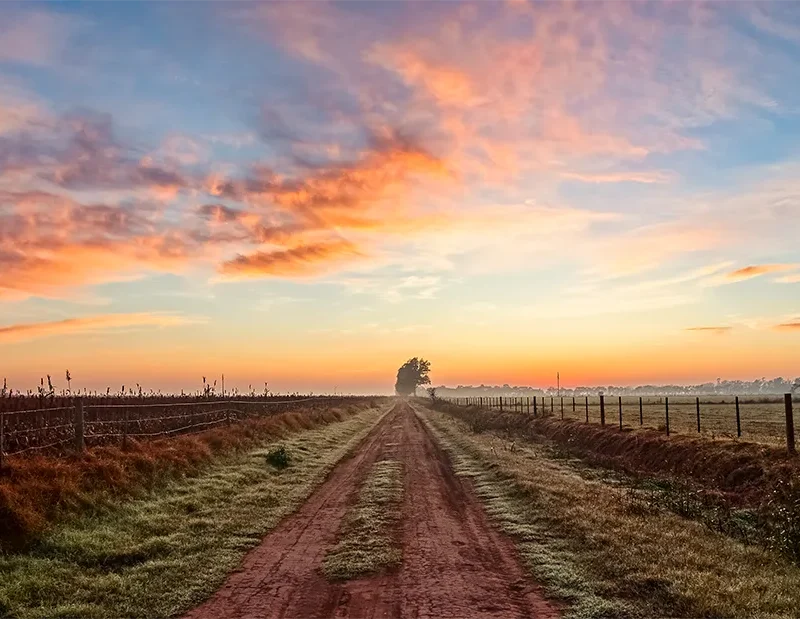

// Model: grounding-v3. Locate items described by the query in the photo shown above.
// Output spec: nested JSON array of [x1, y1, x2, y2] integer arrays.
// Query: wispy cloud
[[0, 313, 202, 343], [560, 170, 672, 184], [774, 322, 800, 332], [724, 264, 799, 283], [685, 326, 733, 335], [0, 10, 82, 67]]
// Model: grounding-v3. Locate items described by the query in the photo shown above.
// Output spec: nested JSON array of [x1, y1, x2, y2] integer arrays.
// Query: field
[[452, 394, 797, 446], [2, 397, 800, 618]]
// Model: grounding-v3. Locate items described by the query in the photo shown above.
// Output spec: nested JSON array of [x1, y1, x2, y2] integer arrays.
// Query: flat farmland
[[484, 395, 795, 445], [2, 398, 800, 619]]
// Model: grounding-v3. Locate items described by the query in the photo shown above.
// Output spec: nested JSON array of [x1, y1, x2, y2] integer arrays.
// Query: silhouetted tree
[[395, 357, 431, 396]]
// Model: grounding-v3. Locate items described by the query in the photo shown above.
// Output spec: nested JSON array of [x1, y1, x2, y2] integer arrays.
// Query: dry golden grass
[[418, 403, 800, 619]]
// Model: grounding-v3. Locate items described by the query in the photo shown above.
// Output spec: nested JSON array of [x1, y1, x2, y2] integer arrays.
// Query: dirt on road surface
[[184, 401, 559, 619]]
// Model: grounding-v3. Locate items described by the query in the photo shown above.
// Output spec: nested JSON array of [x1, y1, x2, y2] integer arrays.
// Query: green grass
[[417, 404, 800, 619], [322, 459, 403, 581], [0, 405, 387, 619]]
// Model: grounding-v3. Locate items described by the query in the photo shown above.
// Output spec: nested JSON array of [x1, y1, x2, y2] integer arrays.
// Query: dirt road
[[184, 401, 558, 619]]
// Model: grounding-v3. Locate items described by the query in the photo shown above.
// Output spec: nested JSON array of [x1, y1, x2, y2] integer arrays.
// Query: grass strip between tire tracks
[[417, 403, 800, 619], [322, 458, 403, 581], [0, 405, 388, 619]]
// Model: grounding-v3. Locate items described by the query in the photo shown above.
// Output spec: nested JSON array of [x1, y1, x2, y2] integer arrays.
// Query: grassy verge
[[0, 399, 382, 548], [0, 405, 387, 619], [322, 459, 403, 580], [416, 403, 800, 619]]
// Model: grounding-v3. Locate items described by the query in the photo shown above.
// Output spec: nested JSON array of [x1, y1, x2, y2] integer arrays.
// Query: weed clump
[[266, 446, 291, 469]]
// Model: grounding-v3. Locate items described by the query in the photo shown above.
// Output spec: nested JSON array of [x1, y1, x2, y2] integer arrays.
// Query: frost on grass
[[0, 405, 387, 619], [416, 404, 800, 619], [322, 459, 403, 581]]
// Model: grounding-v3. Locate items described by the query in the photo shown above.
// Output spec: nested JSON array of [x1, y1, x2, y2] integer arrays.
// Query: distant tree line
[[433, 376, 800, 398]]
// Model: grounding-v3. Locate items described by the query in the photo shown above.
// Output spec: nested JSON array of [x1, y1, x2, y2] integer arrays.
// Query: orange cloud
[[0, 313, 199, 343], [774, 322, 800, 332], [725, 264, 798, 282], [685, 326, 732, 335], [219, 239, 362, 278]]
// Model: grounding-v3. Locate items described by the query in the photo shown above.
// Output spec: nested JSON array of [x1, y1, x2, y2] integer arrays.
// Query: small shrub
[[266, 446, 291, 469]]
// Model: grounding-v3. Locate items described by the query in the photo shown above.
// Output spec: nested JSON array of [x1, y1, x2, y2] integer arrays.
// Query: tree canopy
[[395, 357, 431, 396]]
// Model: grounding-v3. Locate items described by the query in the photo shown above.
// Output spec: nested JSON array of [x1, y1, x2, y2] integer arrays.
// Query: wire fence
[[443, 393, 798, 454], [0, 395, 364, 467]]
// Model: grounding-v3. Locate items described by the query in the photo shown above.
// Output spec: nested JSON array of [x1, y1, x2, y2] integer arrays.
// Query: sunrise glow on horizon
[[1, 1, 799, 395]]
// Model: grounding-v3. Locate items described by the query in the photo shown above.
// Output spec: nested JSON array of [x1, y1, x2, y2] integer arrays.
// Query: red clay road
[[183, 401, 559, 619]]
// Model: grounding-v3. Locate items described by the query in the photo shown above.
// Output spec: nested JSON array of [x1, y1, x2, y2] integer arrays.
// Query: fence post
[[735, 396, 741, 438], [74, 398, 85, 452], [500, 397, 503, 412], [785, 394, 795, 455], [600, 395, 605, 426], [0, 409, 4, 472], [550, 396, 554, 414], [560, 397, 564, 419], [526, 397, 530, 414], [573, 396, 576, 412], [585, 396, 589, 422], [122, 407, 128, 449], [639, 397, 643, 426], [533, 396, 537, 417], [619, 396, 623, 430], [665, 397, 670, 436], [696, 397, 700, 433]]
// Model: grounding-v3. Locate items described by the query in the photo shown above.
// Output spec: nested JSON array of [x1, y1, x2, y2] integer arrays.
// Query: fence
[[0, 395, 358, 469], [442, 394, 798, 455]]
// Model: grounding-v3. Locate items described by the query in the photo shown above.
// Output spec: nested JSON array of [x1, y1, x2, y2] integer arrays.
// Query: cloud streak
[[0, 313, 200, 343], [725, 264, 799, 282], [685, 326, 733, 335]]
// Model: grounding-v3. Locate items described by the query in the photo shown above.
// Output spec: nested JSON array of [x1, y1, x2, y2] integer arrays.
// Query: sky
[[1, 1, 799, 395]]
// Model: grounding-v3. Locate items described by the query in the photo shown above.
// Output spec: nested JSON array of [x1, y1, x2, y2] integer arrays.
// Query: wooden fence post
[[74, 398, 85, 452], [696, 397, 700, 433], [533, 396, 538, 417], [735, 396, 741, 438], [618, 396, 623, 430], [122, 407, 129, 449], [585, 396, 589, 422], [526, 397, 530, 414], [560, 397, 564, 419], [500, 397, 503, 412], [572, 396, 576, 412], [665, 397, 670, 436], [639, 397, 643, 426], [550, 396, 554, 414], [785, 394, 796, 455], [0, 409, 4, 472], [600, 395, 605, 426]]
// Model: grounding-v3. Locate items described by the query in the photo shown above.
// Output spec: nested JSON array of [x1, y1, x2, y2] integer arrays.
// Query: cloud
[[685, 326, 733, 335], [0, 10, 82, 67], [0, 313, 200, 343], [219, 239, 363, 278], [774, 273, 800, 284], [774, 322, 800, 332], [560, 171, 672, 184], [724, 264, 798, 283]]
